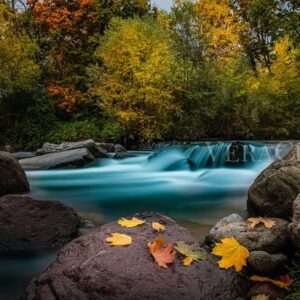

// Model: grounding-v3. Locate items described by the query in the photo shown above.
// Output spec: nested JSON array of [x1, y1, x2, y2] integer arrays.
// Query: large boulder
[[36, 139, 110, 158], [19, 148, 95, 170], [207, 214, 289, 253], [247, 142, 300, 219], [21, 213, 250, 300], [288, 194, 300, 250], [0, 195, 80, 252], [0, 151, 29, 196]]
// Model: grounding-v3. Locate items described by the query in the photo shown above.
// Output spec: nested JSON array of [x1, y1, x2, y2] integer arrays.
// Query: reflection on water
[[0, 142, 292, 299]]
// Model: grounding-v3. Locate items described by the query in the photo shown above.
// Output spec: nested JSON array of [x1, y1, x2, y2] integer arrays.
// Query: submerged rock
[[0, 151, 29, 196], [19, 148, 95, 170], [207, 214, 289, 253], [0, 195, 80, 252], [21, 213, 250, 300], [248, 142, 300, 219], [114, 144, 129, 159], [247, 251, 289, 275], [36, 139, 111, 158]]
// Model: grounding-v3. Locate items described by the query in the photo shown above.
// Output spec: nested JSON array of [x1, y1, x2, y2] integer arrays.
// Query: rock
[[288, 194, 300, 250], [228, 141, 244, 164], [96, 142, 115, 152], [19, 148, 95, 170], [2, 145, 15, 153], [247, 251, 289, 275], [36, 139, 111, 158], [247, 283, 287, 300], [0, 195, 80, 252], [0, 152, 29, 197], [207, 214, 289, 253], [248, 142, 300, 219], [21, 213, 250, 300], [12, 152, 35, 160], [114, 144, 129, 159]]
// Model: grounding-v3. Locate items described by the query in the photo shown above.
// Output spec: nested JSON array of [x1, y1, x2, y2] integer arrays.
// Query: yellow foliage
[[183, 256, 193, 266], [212, 237, 249, 272], [250, 275, 292, 290], [105, 233, 132, 246], [251, 295, 269, 300], [175, 241, 208, 266], [118, 217, 145, 228]]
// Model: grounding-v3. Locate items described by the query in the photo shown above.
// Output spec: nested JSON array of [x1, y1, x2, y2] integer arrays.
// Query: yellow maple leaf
[[152, 222, 166, 231], [183, 256, 193, 266], [106, 233, 132, 246], [212, 237, 249, 272], [118, 217, 145, 228], [251, 295, 269, 300], [250, 275, 292, 290], [247, 217, 276, 229]]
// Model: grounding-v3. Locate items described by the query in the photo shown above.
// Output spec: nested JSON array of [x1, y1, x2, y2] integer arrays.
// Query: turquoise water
[[0, 142, 292, 299]]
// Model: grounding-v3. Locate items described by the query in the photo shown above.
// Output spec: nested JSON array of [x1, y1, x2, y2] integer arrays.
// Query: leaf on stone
[[106, 233, 132, 246], [212, 237, 249, 272], [148, 238, 176, 268], [152, 222, 166, 231], [118, 217, 145, 228], [174, 241, 208, 265], [247, 217, 276, 229], [251, 294, 269, 300], [183, 256, 193, 266], [250, 275, 292, 290]]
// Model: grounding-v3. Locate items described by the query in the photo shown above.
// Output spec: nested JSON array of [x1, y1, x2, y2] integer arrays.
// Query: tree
[[89, 17, 180, 142]]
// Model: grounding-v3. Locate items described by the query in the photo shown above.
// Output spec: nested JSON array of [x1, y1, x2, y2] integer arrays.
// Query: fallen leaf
[[148, 238, 176, 268], [174, 241, 208, 265], [251, 294, 269, 300], [250, 275, 292, 290], [152, 222, 166, 231], [118, 217, 145, 228], [278, 274, 293, 286], [212, 237, 249, 272], [247, 217, 276, 229], [106, 233, 132, 246], [183, 256, 193, 266]]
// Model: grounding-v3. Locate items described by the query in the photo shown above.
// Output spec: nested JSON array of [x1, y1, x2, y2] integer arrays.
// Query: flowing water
[[0, 141, 293, 299]]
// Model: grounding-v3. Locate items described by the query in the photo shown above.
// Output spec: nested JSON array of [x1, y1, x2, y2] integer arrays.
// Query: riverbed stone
[[36, 139, 111, 158], [0, 151, 29, 196], [207, 214, 289, 253], [19, 148, 96, 170], [114, 144, 129, 159], [0, 195, 80, 252], [21, 212, 250, 300], [247, 142, 300, 219], [247, 283, 287, 300], [247, 251, 289, 275]]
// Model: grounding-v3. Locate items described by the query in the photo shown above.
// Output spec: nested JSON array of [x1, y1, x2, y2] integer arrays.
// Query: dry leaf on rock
[[250, 275, 292, 290], [251, 294, 269, 300], [212, 237, 249, 272], [152, 222, 166, 231], [106, 233, 132, 246], [118, 217, 145, 228], [174, 241, 208, 266], [148, 238, 176, 268], [247, 217, 276, 229]]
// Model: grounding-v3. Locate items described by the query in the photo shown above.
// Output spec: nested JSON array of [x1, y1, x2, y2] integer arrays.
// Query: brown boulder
[[0, 195, 80, 252], [21, 213, 250, 300], [0, 151, 29, 196]]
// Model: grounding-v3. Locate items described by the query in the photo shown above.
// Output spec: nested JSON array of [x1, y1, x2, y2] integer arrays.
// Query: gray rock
[[21, 213, 250, 300], [0, 195, 80, 252], [36, 139, 111, 158], [96, 142, 115, 152], [208, 214, 289, 253], [288, 194, 300, 250], [12, 152, 35, 160], [248, 142, 300, 219], [247, 251, 289, 275], [114, 144, 129, 159], [0, 151, 29, 196], [20, 148, 95, 170]]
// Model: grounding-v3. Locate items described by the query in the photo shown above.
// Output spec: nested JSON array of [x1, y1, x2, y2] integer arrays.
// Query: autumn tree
[[89, 17, 180, 142]]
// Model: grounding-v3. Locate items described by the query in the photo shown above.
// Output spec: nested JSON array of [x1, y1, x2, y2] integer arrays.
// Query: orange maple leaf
[[148, 238, 176, 269]]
